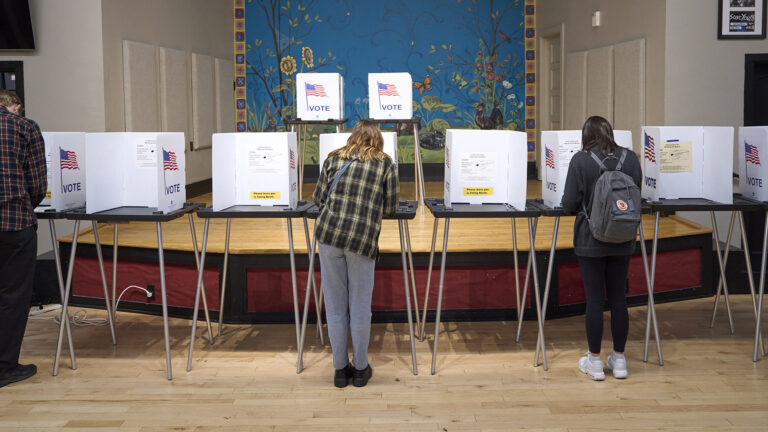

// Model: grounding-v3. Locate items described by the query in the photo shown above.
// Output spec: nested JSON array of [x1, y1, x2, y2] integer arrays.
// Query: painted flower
[[301, 47, 314, 68], [488, 72, 495, 80], [495, 75, 502, 82], [518, 102, 524, 108], [477, 50, 483, 57], [355, 97, 361, 104], [280, 55, 297, 75], [476, 61, 482, 70], [502, 80, 512, 89], [507, 94, 514, 100], [510, 93, 516, 99], [485, 64, 493, 72]]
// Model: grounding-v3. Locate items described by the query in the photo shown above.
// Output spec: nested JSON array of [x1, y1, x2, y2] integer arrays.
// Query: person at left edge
[[0, 90, 47, 388]]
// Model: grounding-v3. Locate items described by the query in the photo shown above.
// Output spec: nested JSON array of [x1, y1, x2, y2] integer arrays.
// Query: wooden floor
[[2, 296, 767, 431], [61, 181, 712, 255]]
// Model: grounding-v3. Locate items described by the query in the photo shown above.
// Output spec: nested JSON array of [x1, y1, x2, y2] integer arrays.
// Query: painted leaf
[[420, 95, 441, 111]]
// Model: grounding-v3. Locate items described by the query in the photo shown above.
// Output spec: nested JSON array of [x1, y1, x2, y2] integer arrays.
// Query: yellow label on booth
[[45, 191, 51, 199], [251, 191, 281, 200], [463, 187, 494, 196]]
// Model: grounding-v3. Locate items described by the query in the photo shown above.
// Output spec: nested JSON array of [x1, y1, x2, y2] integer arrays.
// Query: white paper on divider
[[368, 73, 413, 120], [296, 73, 344, 120], [641, 126, 733, 203], [86, 132, 186, 213], [318, 132, 398, 170], [212, 132, 298, 210], [739, 126, 768, 201], [41, 132, 87, 210], [540, 130, 633, 208], [444, 129, 527, 209]]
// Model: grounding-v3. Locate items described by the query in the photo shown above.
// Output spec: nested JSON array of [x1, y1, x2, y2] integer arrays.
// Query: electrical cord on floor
[[28, 285, 153, 326]]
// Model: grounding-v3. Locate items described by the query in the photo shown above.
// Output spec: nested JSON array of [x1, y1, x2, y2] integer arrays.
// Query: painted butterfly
[[413, 74, 432, 94]]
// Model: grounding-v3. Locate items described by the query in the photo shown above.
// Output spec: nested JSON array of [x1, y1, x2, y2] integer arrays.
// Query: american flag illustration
[[377, 82, 399, 97], [746, 141, 761, 166], [59, 148, 79, 170], [305, 83, 327, 97], [289, 149, 296, 169], [163, 149, 179, 171], [545, 147, 555, 169], [644, 133, 656, 163]]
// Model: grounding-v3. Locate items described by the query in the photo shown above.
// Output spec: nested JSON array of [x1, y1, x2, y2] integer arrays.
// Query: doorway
[[0, 61, 25, 105], [537, 24, 565, 178]]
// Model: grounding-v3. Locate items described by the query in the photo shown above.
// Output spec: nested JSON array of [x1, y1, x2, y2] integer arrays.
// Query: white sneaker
[[606, 352, 628, 379], [579, 353, 605, 381]]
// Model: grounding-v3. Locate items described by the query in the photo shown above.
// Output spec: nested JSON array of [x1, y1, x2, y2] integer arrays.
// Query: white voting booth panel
[[739, 127, 768, 201], [444, 129, 527, 209], [85, 132, 186, 214], [540, 130, 633, 208], [296, 73, 344, 120], [368, 73, 413, 120], [212, 132, 298, 210], [41, 132, 86, 210], [317, 132, 398, 169], [642, 126, 733, 204]]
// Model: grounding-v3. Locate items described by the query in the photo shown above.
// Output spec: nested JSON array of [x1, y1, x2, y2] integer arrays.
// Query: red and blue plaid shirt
[[0, 106, 47, 231]]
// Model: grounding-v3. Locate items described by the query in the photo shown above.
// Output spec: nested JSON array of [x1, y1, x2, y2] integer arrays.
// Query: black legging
[[577, 255, 631, 354]]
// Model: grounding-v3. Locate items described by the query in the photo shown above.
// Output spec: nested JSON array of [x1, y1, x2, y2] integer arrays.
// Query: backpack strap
[[589, 147, 627, 172], [327, 156, 357, 196]]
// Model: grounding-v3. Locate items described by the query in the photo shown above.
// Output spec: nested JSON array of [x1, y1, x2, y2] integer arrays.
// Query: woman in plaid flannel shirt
[[313, 120, 399, 388]]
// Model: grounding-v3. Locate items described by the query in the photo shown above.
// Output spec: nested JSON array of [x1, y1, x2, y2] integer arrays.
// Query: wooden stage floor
[[60, 181, 712, 255]]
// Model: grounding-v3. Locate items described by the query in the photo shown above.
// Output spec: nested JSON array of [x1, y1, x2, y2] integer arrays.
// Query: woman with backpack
[[561, 116, 643, 381], [313, 120, 399, 388]]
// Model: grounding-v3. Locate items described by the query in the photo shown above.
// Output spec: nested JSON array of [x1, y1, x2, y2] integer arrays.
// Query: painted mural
[[237, 0, 535, 164]]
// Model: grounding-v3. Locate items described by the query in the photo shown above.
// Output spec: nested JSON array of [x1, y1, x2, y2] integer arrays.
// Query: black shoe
[[333, 364, 354, 388], [353, 364, 372, 387], [0, 364, 37, 388]]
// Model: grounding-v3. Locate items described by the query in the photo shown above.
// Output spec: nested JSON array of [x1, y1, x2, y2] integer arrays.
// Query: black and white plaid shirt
[[313, 155, 399, 259]]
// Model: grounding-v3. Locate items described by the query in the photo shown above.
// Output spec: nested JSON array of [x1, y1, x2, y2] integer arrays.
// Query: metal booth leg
[[430, 218, 450, 375], [709, 211, 735, 333], [643, 212, 663, 365], [535, 216, 559, 367], [287, 218, 302, 366], [297, 222, 319, 373], [399, 220, 418, 375], [49, 220, 76, 370], [755, 212, 768, 362], [710, 212, 736, 330], [419, 218, 439, 341], [187, 219, 210, 372], [404, 220, 421, 334], [412, 123, 426, 213], [156, 222, 173, 380], [639, 220, 663, 365], [111, 224, 118, 320], [737, 211, 766, 356], [217, 218, 231, 336], [303, 217, 325, 345], [188, 214, 214, 344], [516, 218, 538, 343], [91, 221, 117, 345], [512, 219, 521, 342], [527, 218, 547, 370], [53, 221, 80, 376]]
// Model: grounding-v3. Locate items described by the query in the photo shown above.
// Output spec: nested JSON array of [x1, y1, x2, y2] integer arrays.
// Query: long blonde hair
[[329, 120, 386, 162]]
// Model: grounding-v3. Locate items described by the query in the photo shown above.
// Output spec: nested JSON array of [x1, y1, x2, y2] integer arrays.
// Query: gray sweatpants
[[318, 242, 376, 370]]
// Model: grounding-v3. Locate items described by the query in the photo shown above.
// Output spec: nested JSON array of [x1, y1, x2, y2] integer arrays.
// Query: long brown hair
[[329, 120, 387, 162], [581, 115, 617, 154]]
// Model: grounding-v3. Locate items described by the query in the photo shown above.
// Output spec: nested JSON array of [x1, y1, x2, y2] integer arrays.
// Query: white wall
[[100, 0, 233, 184], [0, 0, 106, 256], [664, 0, 766, 244]]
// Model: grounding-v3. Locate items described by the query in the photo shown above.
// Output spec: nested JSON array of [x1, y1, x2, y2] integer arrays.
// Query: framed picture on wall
[[718, 0, 767, 39]]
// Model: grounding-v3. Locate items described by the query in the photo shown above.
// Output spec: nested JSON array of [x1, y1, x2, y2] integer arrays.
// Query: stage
[[57, 180, 715, 323]]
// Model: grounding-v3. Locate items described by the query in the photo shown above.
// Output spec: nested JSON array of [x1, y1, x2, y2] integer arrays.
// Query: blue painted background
[[244, 0, 525, 160]]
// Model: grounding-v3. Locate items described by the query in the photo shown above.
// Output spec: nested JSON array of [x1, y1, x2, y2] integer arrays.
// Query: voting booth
[[641, 126, 733, 204], [540, 130, 633, 208], [739, 126, 768, 201], [40, 132, 87, 210], [368, 73, 413, 120], [212, 132, 298, 211], [295, 73, 344, 120], [317, 132, 398, 169], [85, 132, 186, 214], [444, 129, 527, 209]]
